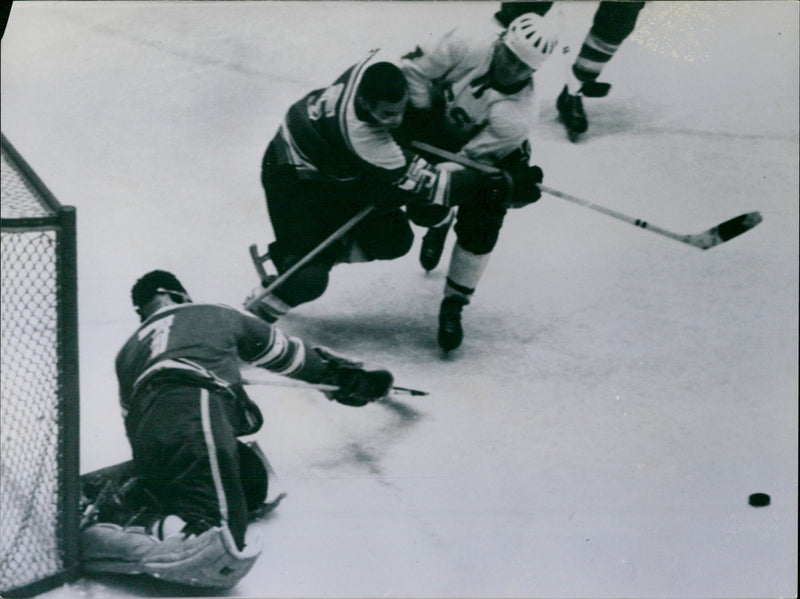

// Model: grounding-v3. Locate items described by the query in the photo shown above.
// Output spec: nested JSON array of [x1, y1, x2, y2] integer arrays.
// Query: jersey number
[[138, 315, 175, 360], [307, 83, 344, 121]]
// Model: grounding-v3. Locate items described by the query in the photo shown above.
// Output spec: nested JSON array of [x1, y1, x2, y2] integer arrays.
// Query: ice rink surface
[[1, 2, 798, 597]]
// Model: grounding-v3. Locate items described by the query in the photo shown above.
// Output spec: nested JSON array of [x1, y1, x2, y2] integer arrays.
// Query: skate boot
[[419, 223, 451, 272], [556, 85, 588, 142], [438, 294, 469, 352]]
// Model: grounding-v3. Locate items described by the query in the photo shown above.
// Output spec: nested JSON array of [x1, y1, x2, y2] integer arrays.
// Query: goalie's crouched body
[[80, 440, 272, 589], [86, 270, 394, 589]]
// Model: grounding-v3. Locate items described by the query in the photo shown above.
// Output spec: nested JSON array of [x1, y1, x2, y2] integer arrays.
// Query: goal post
[[1, 133, 80, 597]]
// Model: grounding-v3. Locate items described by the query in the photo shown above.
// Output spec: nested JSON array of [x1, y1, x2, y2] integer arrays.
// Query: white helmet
[[502, 13, 559, 71]]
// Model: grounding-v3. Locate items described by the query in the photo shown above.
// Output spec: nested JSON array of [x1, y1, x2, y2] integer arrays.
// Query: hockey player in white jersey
[[398, 12, 558, 351]]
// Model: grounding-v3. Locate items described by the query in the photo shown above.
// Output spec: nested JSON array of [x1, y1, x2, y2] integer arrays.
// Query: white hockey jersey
[[400, 23, 538, 164]]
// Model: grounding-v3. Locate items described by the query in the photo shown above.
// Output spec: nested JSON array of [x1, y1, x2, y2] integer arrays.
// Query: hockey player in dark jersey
[[80, 270, 393, 588], [495, 2, 646, 141], [398, 12, 558, 351], [246, 52, 500, 323]]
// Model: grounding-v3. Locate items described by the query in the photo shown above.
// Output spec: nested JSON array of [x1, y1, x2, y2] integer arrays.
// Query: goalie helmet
[[131, 270, 191, 311], [503, 13, 559, 70]]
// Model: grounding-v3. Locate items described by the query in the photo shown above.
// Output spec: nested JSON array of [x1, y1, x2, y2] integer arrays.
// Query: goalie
[[81, 270, 393, 589]]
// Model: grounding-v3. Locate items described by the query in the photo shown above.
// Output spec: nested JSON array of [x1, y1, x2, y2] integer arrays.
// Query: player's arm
[[236, 312, 392, 406], [114, 352, 134, 417], [361, 147, 509, 213], [348, 121, 509, 212], [460, 104, 544, 208], [346, 124, 468, 211], [399, 31, 468, 144], [400, 28, 466, 110]]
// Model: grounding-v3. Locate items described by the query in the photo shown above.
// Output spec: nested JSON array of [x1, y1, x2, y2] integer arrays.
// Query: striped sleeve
[[234, 310, 305, 376], [248, 327, 307, 376]]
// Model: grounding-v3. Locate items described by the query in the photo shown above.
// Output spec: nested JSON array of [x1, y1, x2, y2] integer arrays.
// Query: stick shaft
[[246, 204, 375, 308], [243, 377, 339, 392], [410, 141, 760, 249], [538, 184, 687, 243], [413, 140, 672, 233], [242, 372, 427, 397]]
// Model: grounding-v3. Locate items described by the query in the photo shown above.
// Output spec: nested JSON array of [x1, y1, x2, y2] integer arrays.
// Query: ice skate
[[419, 223, 451, 272], [556, 85, 588, 142], [244, 275, 280, 323], [438, 295, 469, 352]]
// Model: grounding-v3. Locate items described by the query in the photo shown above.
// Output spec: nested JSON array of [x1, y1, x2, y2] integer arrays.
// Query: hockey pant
[[261, 145, 413, 308], [126, 383, 260, 552], [410, 180, 507, 256], [411, 184, 507, 298]]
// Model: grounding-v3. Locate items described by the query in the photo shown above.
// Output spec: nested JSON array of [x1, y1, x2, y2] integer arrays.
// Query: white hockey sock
[[444, 243, 490, 297], [566, 69, 585, 95]]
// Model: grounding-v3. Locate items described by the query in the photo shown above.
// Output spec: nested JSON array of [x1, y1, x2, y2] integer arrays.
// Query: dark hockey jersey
[[272, 49, 409, 183], [115, 303, 307, 416], [269, 50, 453, 206]]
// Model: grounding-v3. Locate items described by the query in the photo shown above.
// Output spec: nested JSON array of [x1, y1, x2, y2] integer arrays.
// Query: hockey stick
[[241, 370, 428, 397], [245, 204, 375, 310], [410, 141, 763, 250]]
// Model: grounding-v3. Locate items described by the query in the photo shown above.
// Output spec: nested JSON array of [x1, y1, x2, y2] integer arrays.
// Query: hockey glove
[[316, 347, 394, 407], [485, 171, 514, 206], [506, 165, 543, 209], [446, 166, 513, 209]]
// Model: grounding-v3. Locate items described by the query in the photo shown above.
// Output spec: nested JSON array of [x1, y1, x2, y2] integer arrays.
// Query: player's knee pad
[[360, 226, 414, 261], [82, 522, 261, 589], [456, 233, 500, 256], [451, 196, 505, 254], [453, 219, 502, 255], [349, 209, 413, 261], [275, 260, 330, 306]]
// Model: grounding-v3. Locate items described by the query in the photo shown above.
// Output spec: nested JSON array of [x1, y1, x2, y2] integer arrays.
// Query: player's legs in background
[[558, 1, 646, 140]]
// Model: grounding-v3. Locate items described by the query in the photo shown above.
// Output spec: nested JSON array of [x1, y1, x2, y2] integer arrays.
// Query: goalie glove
[[315, 347, 394, 407]]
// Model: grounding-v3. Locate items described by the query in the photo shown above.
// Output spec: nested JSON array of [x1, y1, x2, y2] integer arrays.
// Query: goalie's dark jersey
[[115, 303, 304, 417]]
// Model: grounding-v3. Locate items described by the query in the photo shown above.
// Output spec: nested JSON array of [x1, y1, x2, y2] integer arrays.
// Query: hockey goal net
[[1, 134, 80, 597]]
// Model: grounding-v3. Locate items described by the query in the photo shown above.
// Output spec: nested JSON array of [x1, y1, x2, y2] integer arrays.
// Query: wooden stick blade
[[688, 212, 763, 250]]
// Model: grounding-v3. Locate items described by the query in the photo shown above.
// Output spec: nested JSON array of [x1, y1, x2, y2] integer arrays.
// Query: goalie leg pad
[[81, 522, 157, 573], [82, 523, 261, 588]]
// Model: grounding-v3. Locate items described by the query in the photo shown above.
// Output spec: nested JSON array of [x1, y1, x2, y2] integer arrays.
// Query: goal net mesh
[[1, 136, 80, 597]]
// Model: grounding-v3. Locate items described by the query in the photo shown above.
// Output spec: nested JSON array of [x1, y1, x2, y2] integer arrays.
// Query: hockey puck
[[748, 493, 770, 507]]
